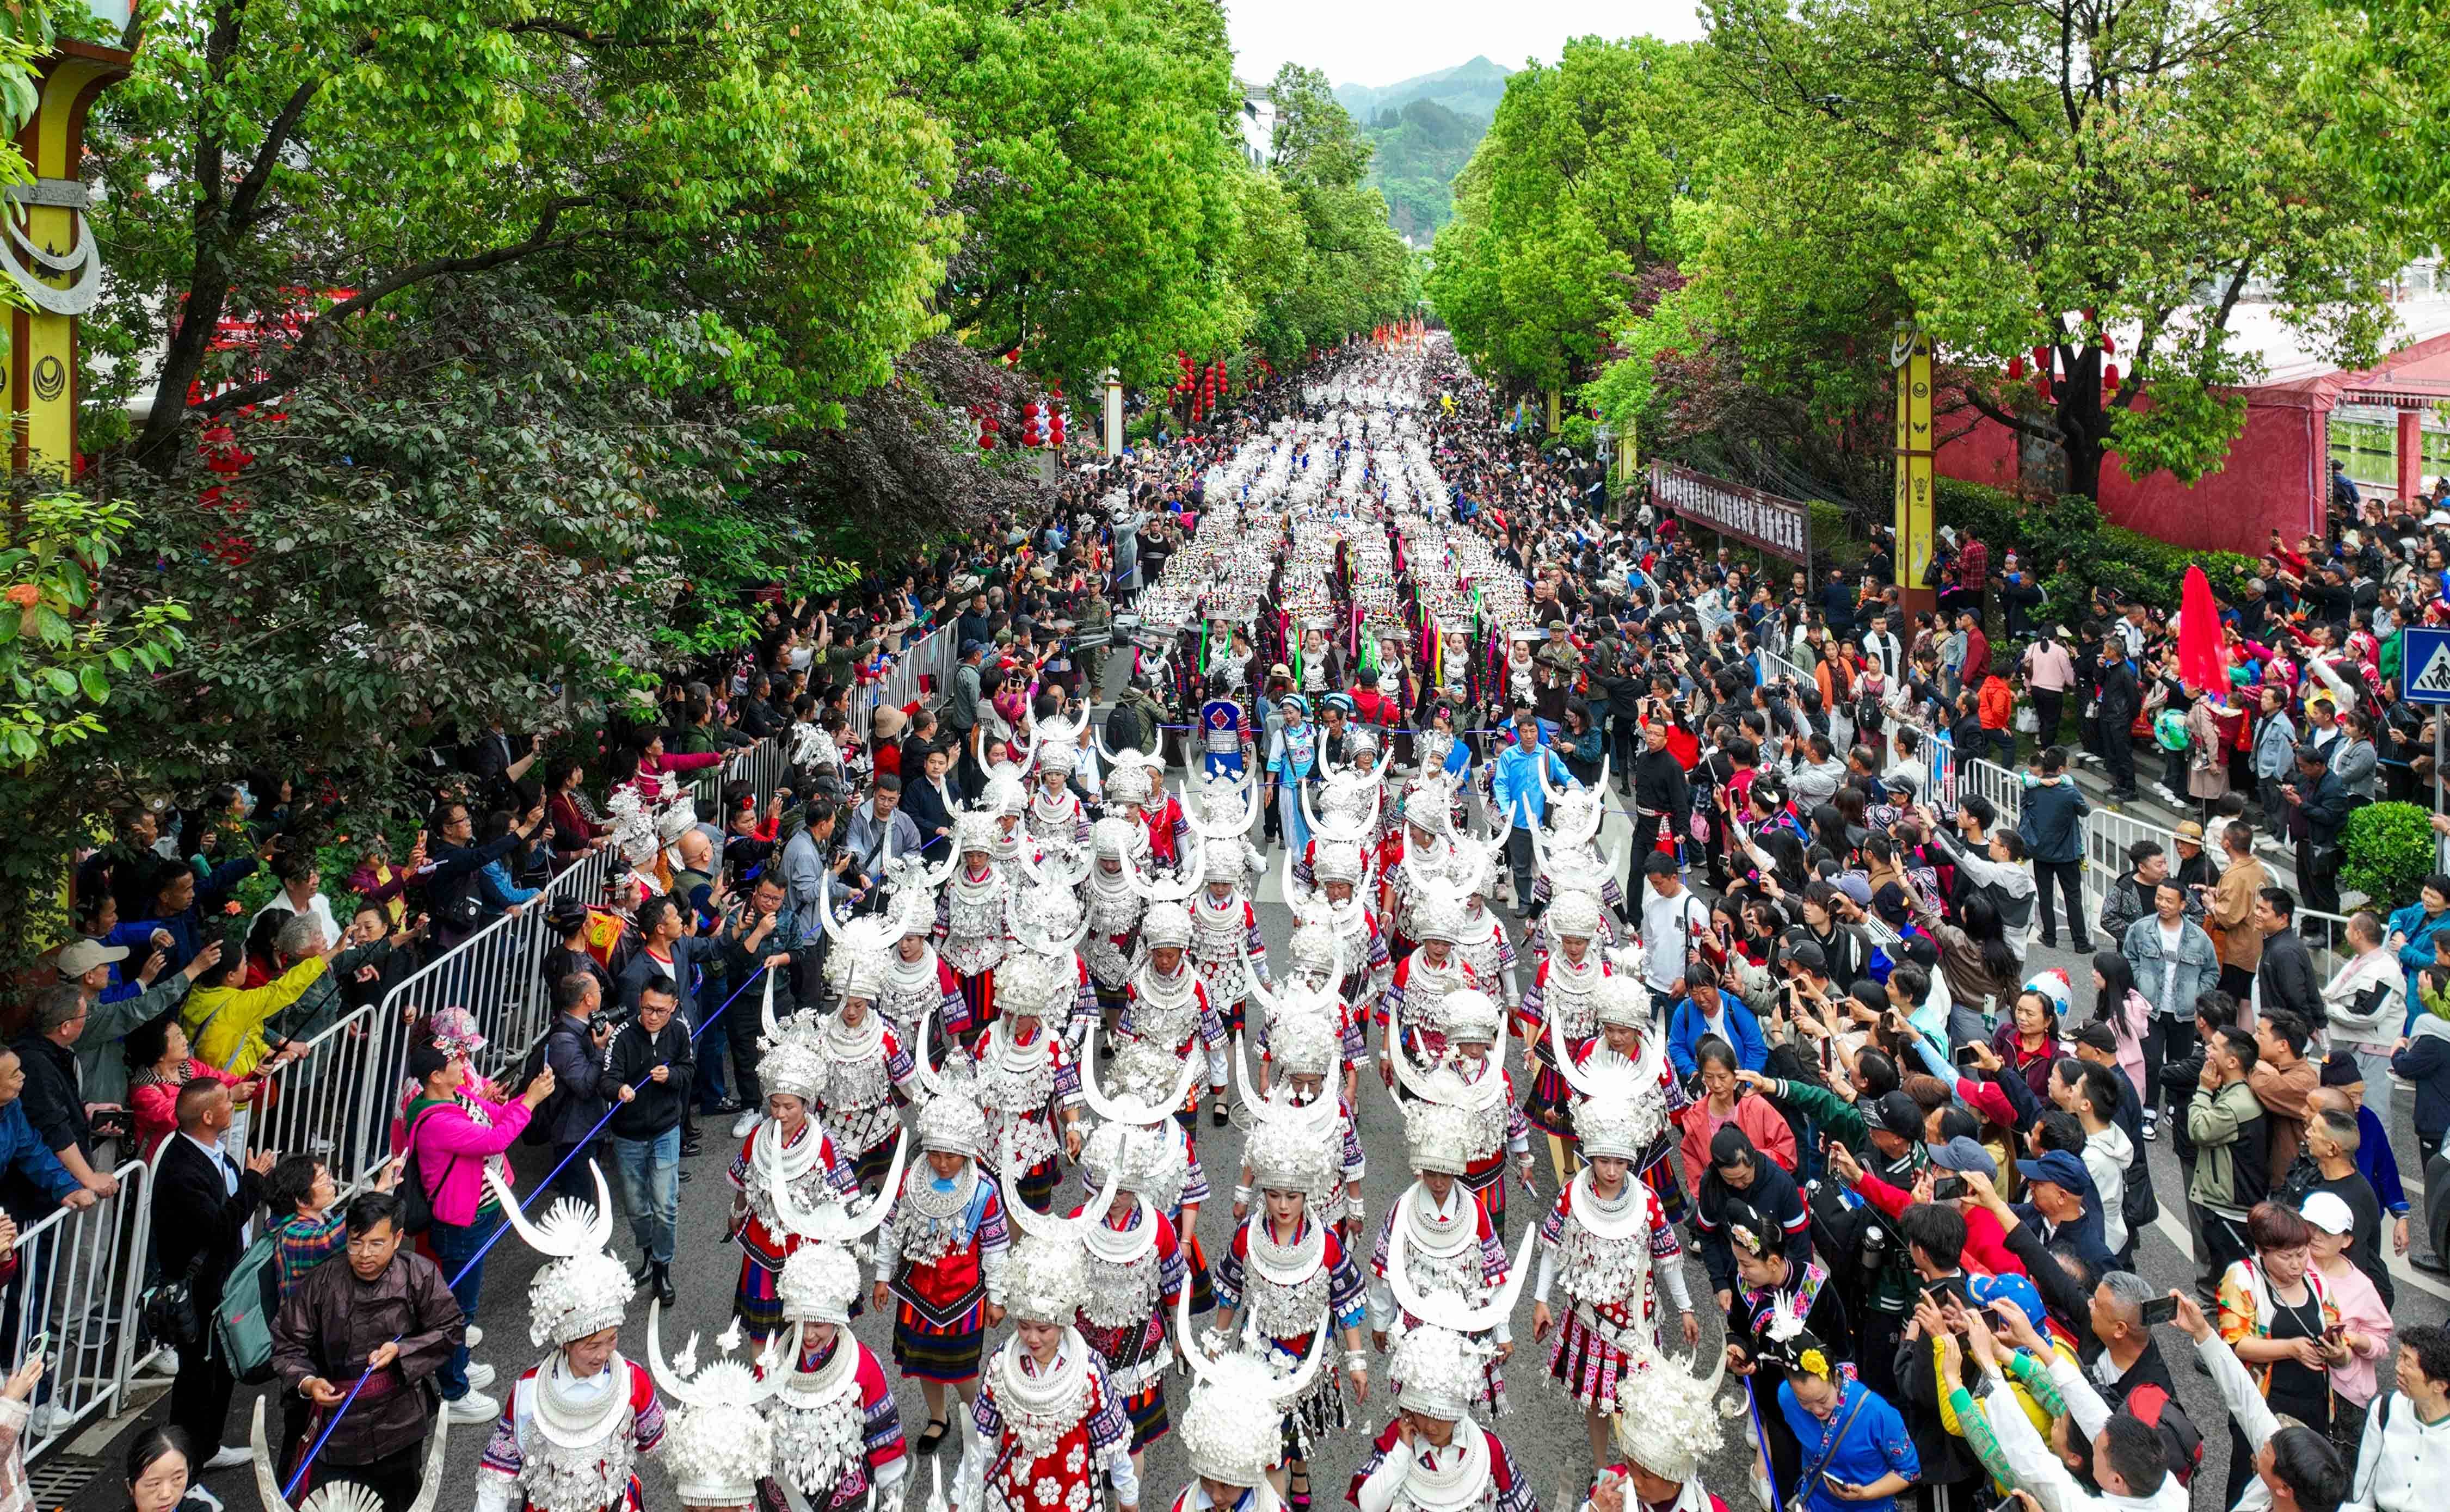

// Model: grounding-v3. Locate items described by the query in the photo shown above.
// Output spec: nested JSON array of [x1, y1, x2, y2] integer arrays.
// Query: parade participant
[[1714, 1198, 1852, 1502], [1528, 787, 1629, 930], [1346, 1325, 1538, 1512], [1571, 977, 1688, 1215], [1380, 898, 1478, 1088], [1396, 990, 1534, 1239], [1201, 675, 1257, 782], [811, 927, 922, 1192], [1129, 901, 1229, 1113], [766, 1238, 907, 1510], [1253, 920, 1367, 1102], [872, 1088, 1009, 1458], [1267, 696, 1321, 858], [1525, 1067, 1694, 1471], [641, 1303, 784, 1512], [727, 1003, 864, 1349], [1518, 892, 1615, 1175], [1054, 1120, 1192, 1480], [1446, 847, 1522, 1026], [1380, 781, 1460, 962], [1085, 818, 1153, 1051], [1189, 840, 1270, 1073], [1367, 1101, 1528, 1415], [475, 1167, 665, 1512], [1088, 1036, 1218, 1311], [936, 811, 1015, 1045], [1312, 843, 1395, 1042], [1582, 1346, 1737, 1512], [1025, 740, 1092, 849], [962, 1233, 1142, 1512], [940, 952, 1086, 1212], [1233, 1010, 1369, 1244], [1008, 871, 1099, 1050], [1101, 756, 1187, 874], [1212, 1102, 1374, 1512], [873, 903, 968, 1056], [1173, 1301, 1331, 1512]]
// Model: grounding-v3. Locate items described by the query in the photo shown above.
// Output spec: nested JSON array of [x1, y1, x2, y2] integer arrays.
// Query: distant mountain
[[1333, 59, 1512, 244], [1333, 56, 1512, 126]]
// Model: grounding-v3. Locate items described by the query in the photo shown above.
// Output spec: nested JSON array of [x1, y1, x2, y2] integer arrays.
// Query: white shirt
[[2345, 1390, 2450, 1512], [253, 889, 339, 947], [1640, 883, 1710, 994], [182, 1131, 250, 1247], [1980, 1357, 2186, 1512], [2156, 920, 2183, 1010]]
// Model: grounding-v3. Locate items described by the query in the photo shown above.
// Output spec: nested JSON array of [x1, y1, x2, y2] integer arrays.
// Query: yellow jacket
[[182, 958, 329, 1077]]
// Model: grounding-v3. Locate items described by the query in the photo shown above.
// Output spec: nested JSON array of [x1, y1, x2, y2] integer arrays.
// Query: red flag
[[2177, 565, 2223, 694]]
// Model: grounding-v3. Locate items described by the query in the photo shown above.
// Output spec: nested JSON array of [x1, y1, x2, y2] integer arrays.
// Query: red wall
[[1935, 390, 2324, 556]]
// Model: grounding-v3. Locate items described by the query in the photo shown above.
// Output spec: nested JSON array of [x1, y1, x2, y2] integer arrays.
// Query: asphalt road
[[63, 789, 2450, 1512]]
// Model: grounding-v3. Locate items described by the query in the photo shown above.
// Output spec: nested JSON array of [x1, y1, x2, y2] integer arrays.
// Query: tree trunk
[[2051, 344, 2110, 502]]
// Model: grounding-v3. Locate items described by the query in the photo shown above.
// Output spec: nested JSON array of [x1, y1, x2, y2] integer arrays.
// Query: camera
[[588, 1003, 633, 1039]]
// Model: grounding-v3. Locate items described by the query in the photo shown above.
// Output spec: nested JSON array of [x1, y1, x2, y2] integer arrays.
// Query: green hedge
[[1930, 479, 2257, 622], [2341, 801, 2437, 911]]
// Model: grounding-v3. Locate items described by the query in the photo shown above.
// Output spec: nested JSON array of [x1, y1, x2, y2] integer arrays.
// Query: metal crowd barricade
[[1959, 757, 2025, 829], [8, 1157, 153, 1460], [20, 703, 799, 1466]]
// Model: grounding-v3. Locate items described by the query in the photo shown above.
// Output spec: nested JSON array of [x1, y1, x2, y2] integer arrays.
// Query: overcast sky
[[1224, 0, 1707, 91]]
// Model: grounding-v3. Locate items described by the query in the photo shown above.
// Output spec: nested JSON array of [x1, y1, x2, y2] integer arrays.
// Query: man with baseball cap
[[2015, 1147, 2116, 1278], [57, 935, 227, 1130]]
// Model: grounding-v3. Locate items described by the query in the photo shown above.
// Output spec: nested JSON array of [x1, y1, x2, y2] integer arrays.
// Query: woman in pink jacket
[[609, 732, 722, 803], [404, 1041, 555, 1422], [1676, 1037, 1797, 1200]]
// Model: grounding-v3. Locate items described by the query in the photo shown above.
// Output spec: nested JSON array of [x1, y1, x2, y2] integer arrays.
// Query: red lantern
[[2032, 345, 2052, 372], [2102, 363, 2120, 391], [978, 414, 999, 450], [2006, 356, 2026, 381], [2034, 374, 2051, 401], [2100, 334, 2116, 355], [1050, 412, 1065, 448]]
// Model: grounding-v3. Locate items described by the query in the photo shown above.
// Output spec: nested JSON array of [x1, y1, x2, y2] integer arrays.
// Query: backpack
[[214, 1230, 284, 1385], [399, 1103, 461, 1235], [2123, 1384, 2203, 1487]]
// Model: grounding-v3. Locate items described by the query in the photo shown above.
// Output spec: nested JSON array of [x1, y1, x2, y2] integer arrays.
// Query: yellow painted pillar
[[5, 41, 134, 478], [1892, 325, 1936, 612], [1546, 386, 1560, 436]]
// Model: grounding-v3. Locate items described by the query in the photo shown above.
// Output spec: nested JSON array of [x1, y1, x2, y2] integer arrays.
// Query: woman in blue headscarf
[[1267, 694, 1318, 858]]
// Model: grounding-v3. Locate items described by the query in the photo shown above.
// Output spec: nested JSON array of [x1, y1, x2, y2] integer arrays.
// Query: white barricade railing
[[10, 1158, 153, 1460], [24, 674, 807, 1463], [243, 998, 389, 1187], [1959, 757, 2024, 829]]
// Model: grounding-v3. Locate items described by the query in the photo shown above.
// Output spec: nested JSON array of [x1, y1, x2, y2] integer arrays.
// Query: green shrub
[[2340, 801, 2437, 912], [1926, 483, 2257, 624]]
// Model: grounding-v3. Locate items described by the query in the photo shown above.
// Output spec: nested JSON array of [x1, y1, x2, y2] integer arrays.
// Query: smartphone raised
[[2137, 1295, 2181, 1329]]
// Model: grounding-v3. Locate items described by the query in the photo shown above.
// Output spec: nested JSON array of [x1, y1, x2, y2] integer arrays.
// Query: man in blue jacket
[[1490, 702, 1574, 914], [1666, 965, 1769, 1081], [2016, 747, 2093, 952]]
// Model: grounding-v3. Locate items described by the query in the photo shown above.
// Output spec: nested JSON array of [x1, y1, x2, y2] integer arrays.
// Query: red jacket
[[1855, 1169, 2028, 1280]]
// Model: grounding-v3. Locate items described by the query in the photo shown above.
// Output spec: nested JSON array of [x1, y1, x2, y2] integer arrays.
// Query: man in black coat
[[2096, 640, 2143, 801], [153, 1078, 274, 1468], [2255, 886, 2324, 1026], [2280, 744, 2355, 915]]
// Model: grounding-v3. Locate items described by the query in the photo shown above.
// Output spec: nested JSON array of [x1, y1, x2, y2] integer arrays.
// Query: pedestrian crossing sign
[[2404, 627, 2450, 703]]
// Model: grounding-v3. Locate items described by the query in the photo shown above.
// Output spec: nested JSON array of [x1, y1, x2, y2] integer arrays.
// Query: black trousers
[[2030, 688, 2066, 748], [2298, 836, 2342, 915], [1505, 825, 1536, 910], [2102, 721, 2137, 794], [169, 1336, 235, 1455], [316, 1438, 432, 1512], [2033, 859, 2090, 948], [2142, 1015, 2197, 1120]]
